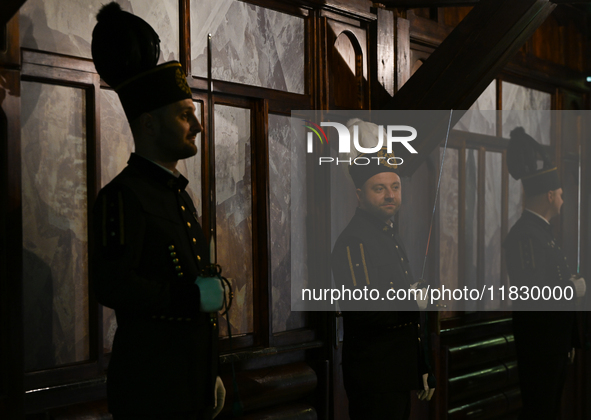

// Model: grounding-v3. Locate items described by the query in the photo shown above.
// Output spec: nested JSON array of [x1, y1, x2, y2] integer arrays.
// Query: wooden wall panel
[[0, 66, 24, 420]]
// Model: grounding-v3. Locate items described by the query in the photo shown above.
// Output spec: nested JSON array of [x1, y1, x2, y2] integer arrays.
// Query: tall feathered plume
[[507, 127, 552, 180], [91, 2, 160, 87]]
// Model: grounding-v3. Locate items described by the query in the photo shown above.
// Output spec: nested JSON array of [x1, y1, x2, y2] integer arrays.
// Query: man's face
[[549, 187, 564, 218], [356, 172, 402, 222], [153, 99, 202, 161]]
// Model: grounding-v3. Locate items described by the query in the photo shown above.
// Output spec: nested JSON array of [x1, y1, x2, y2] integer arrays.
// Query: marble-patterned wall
[[269, 114, 307, 332], [20, 0, 179, 65], [21, 82, 89, 371], [502, 81, 551, 144], [215, 105, 253, 336], [100, 90, 134, 186], [290, 119, 309, 315], [465, 149, 478, 312], [191, 0, 304, 94], [177, 102, 203, 217], [439, 148, 459, 314], [484, 152, 502, 310], [508, 177, 524, 232], [455, 81, 497, 135]]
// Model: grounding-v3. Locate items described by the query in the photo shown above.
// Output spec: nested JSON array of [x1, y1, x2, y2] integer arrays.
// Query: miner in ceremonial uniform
[[504, 127, 585, 420], [331, 121, 434, 419], [91, 4, 225, 419]]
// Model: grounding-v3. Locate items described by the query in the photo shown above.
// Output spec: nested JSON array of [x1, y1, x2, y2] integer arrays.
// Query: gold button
[[405, 271, 408, 274], [418, 337, 421, 342], [178, 272, 184, 277], [181, 206, 186, 211], [197, 255, 201, 261], [193, 238, 197, 244], [170, 252, 177, 257], [175, 266, 182, 271], [178, 189, 181, 193], [187, 222, 191, 228], [172, 258, 179, 264], [395, 245, 398, 249], [400, 258, 404, 261], [212, 322, 217, 328], [168, 245, 175, 251], [390, 282, 394, 285]]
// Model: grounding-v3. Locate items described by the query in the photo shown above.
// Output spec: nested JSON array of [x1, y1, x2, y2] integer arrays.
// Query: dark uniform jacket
[[504, 210, 577, 356], [92, 153, 217, 415], [331, 208, 425, 392]]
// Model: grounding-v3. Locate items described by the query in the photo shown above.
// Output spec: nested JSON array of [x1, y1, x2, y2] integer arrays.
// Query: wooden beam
[[0, 0, 27, 26], [379, 0, 555, 176], [394, 17, 410, 92], [380, 0, 479, 6], [380, 0, 586, 6]]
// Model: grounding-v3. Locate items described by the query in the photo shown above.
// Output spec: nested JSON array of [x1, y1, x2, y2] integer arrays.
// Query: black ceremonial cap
[[349, 147, 399, 189], [507, 127, 560, 196], [91, 2, 192, 122]]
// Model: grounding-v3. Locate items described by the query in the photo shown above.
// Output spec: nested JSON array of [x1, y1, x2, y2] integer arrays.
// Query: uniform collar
[[524, 208, 550, 225], [355, 207, 395, 234], [127, 153, 189, 191], [522, 209, 553, 233]]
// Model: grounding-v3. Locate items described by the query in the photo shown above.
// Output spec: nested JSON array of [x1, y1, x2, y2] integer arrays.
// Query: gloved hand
[[410, 282, 429, 310], [568, 348, 575, 364], [195, 276, 224, 312], [416, 373, 435, 401], [212, 376, 226, 419], [569, 275, 586, 298]]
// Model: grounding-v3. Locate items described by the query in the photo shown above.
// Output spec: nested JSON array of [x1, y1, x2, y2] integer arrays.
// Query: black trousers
[[347, 389, 411, 420], [517, 352, 568, 420]]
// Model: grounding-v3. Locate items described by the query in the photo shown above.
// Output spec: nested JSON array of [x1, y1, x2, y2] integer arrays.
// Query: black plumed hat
[[91, 2, 160, 88], [507, 127, 560, 196], [91, 2, 192, 122], [349, 147, 399, 189]]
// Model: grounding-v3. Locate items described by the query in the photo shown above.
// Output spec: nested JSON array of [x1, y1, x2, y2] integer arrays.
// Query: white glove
[[569, 275, 586, 298], [212, 376, 226, 419], [416, 373, 435, 401], [410, 282, 429, 310], [195, 276, 224, 312], [568, 348, 575, 364]]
